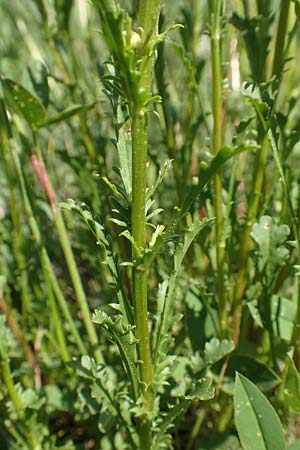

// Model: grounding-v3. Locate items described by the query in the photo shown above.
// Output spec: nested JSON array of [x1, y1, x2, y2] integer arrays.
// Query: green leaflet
[[37, 102, 97, 127], [61, 199, 133, 324], [116, 103, 132, 199], [1, 77, 47, 131], [1, 77, 97, 130], [69, 356, 138, 448], [204, 338, 235, 365], [248, 296, 296, 342], [152, 378, 214, 450], [92, 310, 139, 399], [234, 373, 286, 450], [153, 218, 214, 368], [251, 216, 290, 276], [143, 143, 257, 269], [241, 81, 300, 256], [178, 377, 215, 401], [181, 144, 256, 215]]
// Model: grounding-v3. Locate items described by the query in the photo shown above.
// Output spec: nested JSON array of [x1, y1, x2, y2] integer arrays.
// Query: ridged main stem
[[131, 1, 160, 448], [132, 107, 153, 400], [209, 0, 227, 337]]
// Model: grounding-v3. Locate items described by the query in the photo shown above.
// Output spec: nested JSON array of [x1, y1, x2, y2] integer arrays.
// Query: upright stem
[[231, 0, 291, 344], [10, 145, 86, 357], [131, 1, 160, 447], [272, 0, 291, 79], [0, 346, 23, 413], [31, 148, 103, 364], [209, 0, 227, 336], [232, 138, 268, 343], [132, 107, 153, 400]]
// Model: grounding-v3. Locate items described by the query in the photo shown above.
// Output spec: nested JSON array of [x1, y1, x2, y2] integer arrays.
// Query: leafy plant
[[0, 0, 300, 449]]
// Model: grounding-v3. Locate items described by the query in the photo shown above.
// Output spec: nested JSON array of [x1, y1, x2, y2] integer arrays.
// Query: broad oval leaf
[[234, 373, 286, 450], [1, 77, 47, 130]]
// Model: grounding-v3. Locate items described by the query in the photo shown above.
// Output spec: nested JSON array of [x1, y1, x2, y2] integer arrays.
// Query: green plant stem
[[131, 107, 153, 393], [131, 80, 154, 450], [231, 0, 291, 344], [0, 294, 37, 370], [31, 145, 103, 364], [0, 348, 23, 413], [10, 144, 86, 357], [232, 139, 268, 344], [186, 409, 206, 450], [209, 0, 227, 337], [43, 267, 70, 362], [0, 101, 31, 325], [272, 0, 291, 79], [130, 1, 160, 447]]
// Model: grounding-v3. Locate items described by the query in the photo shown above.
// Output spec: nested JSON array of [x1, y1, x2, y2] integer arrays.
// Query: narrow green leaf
[[38, 102, 97, 127], [154, 219, 214, 366], [234, 373, 286, 450], [92, 310, 139, 399], [116, 103, 132, 198], [61, 199, 134, 325], [1, 77, 47, 130]]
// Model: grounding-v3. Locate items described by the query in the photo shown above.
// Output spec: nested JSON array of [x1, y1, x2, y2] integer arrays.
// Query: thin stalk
[[130, 1, 160, 447], [0, 101, 31, 324], [231, 0, 291, 344], [232, 138, 268, 343], [131, 107, 153, 395], [30, 147, 103, 364], [0, 294, 37, 370], [10, 144, 86, 357], [272, 0, 291, 77], [186, 409, 206, 450], [0, 347, 23, 413], [209, 0, 227, 337], [43, 267, 70, 362]]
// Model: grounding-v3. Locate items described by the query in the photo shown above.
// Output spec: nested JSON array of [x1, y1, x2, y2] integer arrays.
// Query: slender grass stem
[[0, 294, 37, 370], [30, 146, 103, 364], [0, 347, 23, 413], [0, 101, 31, 324], [209, 0, 227, 337], [10, 144, 86, 357], [232, 138, 268, 343]]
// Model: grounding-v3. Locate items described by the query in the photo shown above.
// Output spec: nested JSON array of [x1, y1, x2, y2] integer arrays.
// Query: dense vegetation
[[1, 0, 300, 448]]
